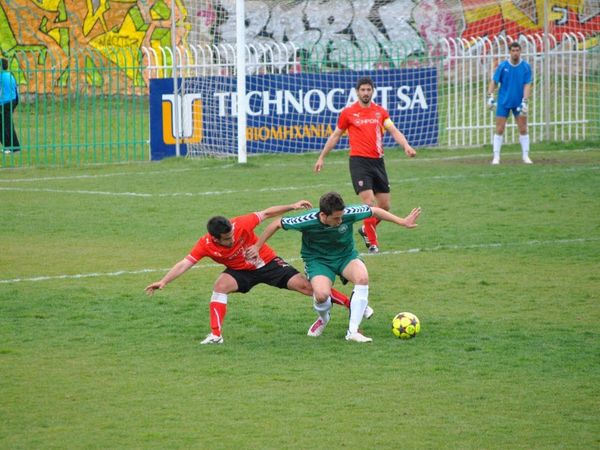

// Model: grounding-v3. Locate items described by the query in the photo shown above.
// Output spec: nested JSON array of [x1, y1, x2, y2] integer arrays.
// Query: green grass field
[[1, 144, 599, 449]]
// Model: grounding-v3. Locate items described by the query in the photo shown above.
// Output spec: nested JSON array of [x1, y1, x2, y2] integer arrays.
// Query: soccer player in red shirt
[[314, 76, 416, 253], [145, 200, 366, 344]]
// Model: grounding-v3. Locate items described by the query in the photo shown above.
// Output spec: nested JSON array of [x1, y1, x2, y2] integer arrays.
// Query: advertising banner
[[149, 68, 438, 160]]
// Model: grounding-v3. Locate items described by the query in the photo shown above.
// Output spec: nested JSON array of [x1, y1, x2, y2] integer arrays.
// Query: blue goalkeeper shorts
[[496, 104, 522, 118]]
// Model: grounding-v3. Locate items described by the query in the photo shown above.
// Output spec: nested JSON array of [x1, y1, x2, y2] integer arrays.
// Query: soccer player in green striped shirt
[[251, 192, 421, 343]]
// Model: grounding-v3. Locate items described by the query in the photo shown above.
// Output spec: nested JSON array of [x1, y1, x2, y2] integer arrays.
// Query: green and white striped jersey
[[281, 205, 373, 262]]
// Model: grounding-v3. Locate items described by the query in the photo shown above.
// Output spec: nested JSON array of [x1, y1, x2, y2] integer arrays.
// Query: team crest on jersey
[[338, 224, 348, 233]]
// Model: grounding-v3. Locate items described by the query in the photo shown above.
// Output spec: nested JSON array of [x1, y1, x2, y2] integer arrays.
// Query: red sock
[[209, 301, 227, 336], [330, 288, 351, 309], [364, 217, 379, 246]]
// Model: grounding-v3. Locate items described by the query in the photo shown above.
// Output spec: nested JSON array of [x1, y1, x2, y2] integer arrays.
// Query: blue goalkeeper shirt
[[493, 59, 532, 109]]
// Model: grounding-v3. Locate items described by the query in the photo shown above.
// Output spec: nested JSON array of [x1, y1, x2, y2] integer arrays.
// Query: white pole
[[236, 0, 247, 163], [171, 0, 181, 157], [543, 0, 550, 141]]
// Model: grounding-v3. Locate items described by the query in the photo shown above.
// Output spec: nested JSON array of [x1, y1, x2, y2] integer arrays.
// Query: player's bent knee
[[287, 274, 312, 295], [313, 291, 331, 303]]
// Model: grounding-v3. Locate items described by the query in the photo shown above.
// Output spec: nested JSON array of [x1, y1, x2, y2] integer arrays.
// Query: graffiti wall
[[0, 0, 598, 91]]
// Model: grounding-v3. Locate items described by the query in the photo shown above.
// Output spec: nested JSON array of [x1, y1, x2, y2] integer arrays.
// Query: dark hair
[[1, 58, 8, 71], [207, 216, 232, 238], [355, 76, 374, 91], [319, 192, 345, 215], [509, 41, 521, 50]]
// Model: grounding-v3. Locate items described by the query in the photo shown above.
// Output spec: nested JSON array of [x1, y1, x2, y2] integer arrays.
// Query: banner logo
[[161, 93, 203, 144]]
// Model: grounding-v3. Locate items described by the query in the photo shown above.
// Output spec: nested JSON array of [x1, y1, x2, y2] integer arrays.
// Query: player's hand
[[245, 245, 259, 260], [403, 207, 421, 228], [404, 145, 417, 158], [487, 95, 496, 110], [519, 99, 528, 116], [144, 282, 163, 296], [292, 200, 312, 210], [314, 158, 324, 173]]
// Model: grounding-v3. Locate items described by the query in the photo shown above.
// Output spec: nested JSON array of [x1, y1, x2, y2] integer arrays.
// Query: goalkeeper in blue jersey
[[249, 192, 421, 343], [487, 41, 533, 165]]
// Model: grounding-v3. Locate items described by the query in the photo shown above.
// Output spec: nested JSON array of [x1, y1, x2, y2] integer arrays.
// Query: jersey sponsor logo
[[353, 118, 380, 126], [282, 212, 318, 225]]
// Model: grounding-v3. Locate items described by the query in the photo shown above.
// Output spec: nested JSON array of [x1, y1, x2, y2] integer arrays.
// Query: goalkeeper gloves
[[519, 99, 528, 116], [487, 94, 496, 110]]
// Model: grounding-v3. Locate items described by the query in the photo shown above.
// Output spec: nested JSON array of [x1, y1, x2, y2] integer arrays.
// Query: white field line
[[1, 237, 597, 285], [0, 165, 597, 198], [0, 167, 193, 183]]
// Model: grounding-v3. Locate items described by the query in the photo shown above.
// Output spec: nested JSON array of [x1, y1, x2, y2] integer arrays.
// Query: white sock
[[348, 285, 369, 333], [313, 296, 332, 322], [520, 134, 530, 157], [493, 134, 503, 158]]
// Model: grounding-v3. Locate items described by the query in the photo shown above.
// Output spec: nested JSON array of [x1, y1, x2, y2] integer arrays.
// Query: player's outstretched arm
[[371, 206, 421, 228], [247, 219, 283, 260], [145, 258, 194, 296], [386, 121, 416, 157], [260, 200, 312, 219], [314, 127, 344, 172]]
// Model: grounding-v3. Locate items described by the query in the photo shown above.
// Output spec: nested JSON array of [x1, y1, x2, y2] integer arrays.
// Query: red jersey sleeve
[[337, 108, 350, 131]]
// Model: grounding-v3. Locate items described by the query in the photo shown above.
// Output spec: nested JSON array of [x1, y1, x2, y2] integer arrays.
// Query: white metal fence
[[142, 34, 597, 154], [441, 33, 591, 147]]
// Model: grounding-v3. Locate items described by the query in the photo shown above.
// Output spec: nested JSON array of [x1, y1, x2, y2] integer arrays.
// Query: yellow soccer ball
[[391, 312, 421, 339]]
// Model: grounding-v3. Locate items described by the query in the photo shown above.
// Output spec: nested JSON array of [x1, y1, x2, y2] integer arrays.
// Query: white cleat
[[307, 313, 330, 337], [345, 331, 373, 343], [358, 226, 371, 249], [200, 333, 224, 345], [363, 305, 374, 320], [368, 245, 380, 254], [491, 157, 500, 165], [523, 156, 533, 164]]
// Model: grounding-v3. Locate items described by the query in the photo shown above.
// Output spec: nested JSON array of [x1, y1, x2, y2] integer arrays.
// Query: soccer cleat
[[523, 156, 533, 164], [491, 157, 500, 165], [307, 313, 330, 337], [358, 226, 371, 249], [200, 333, 224, 345], [363, 305, 374, 320], [345, 330, 373, 343], [368, 245, 380, 254]]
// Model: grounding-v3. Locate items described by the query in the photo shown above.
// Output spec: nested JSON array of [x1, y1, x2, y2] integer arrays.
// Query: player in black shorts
[[315, 76, 416, 253], [145, 200, 358, 344]]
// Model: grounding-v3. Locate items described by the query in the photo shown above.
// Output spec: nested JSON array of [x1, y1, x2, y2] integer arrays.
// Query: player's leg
[[340, 258, 372, 342], [350, 157, 379, 251], [366, 191, 391, 252], [493, 109, 508, 164], [200, 272, 240, 344], [357, 188, 380, 250], [360, 159, 391, 252], [306, 275, 334, 336], [516, 113, 532, 164], [304, 260, 338, 337], [285, 271, 350, 309]]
